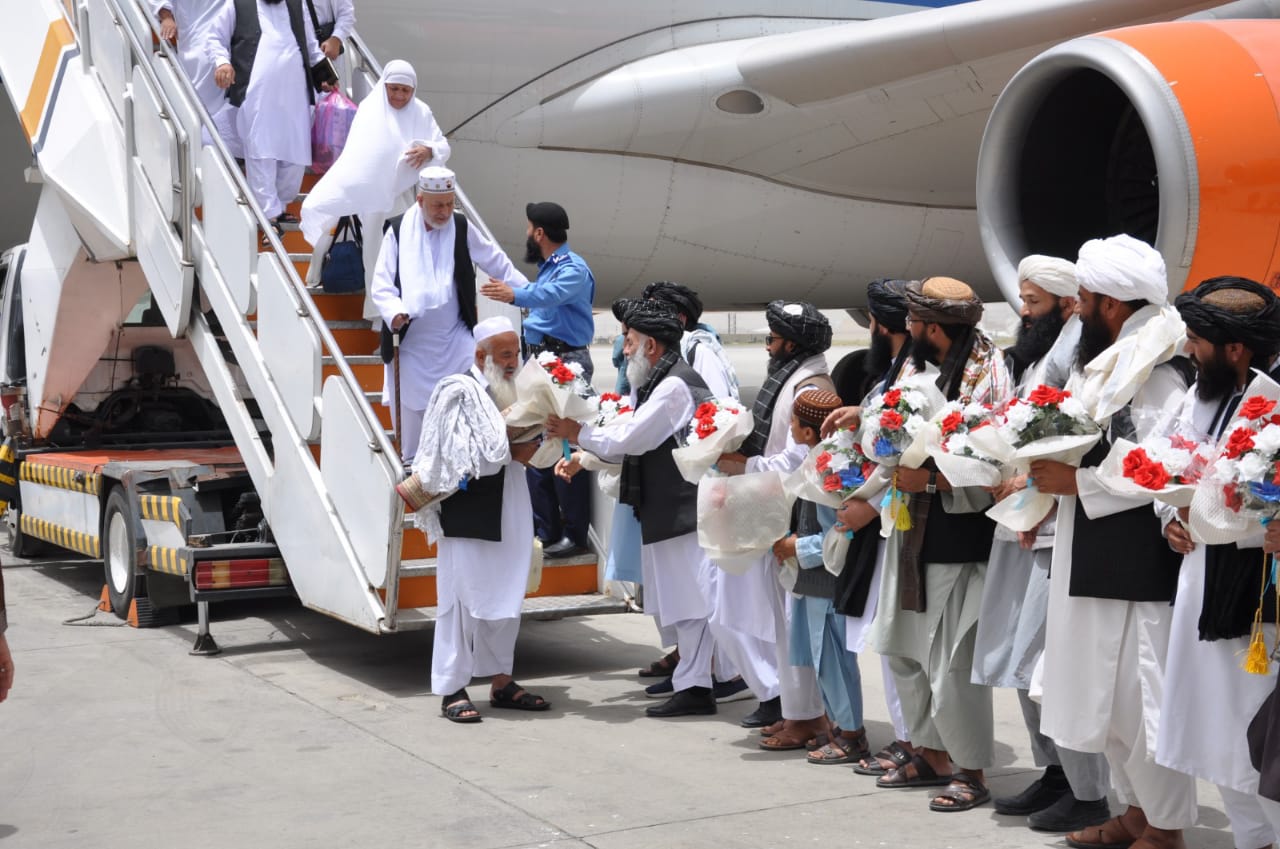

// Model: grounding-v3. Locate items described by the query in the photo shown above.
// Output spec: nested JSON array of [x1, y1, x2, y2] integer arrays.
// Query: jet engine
[[977, 20, 1280, 305]]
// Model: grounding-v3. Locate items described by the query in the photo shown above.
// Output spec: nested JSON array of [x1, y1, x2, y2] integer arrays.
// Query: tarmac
[[0, 545, 1238, 849]]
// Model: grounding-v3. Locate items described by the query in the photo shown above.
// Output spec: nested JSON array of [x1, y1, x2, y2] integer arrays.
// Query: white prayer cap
[[473, 316, 516, 344], [1017, 254, 1078, 298], [417, 165, 456, 195], [1075, 234, 1168, 305], [382, 59, 416, 88]]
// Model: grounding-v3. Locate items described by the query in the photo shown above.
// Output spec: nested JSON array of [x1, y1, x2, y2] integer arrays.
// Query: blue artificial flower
[[839, 467, 866, 488], [874, 436, 896, 457], [458, 475, 470, 491], [1247, 480, 1280, 503]]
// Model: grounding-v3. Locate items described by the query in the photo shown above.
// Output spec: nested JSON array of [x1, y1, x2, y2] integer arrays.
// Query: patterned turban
[[904, 277, 983, 326], [642, 281, 703, 329], [1175, 276, 1280, 360], [614, 298, 683, 347], [766, 300, 832, 354], [867, 278, 911, 334]]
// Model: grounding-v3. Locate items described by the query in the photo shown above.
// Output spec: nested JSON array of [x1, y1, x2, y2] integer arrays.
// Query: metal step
[[322, 354, 382, 367], [392, 593, 631, 630]]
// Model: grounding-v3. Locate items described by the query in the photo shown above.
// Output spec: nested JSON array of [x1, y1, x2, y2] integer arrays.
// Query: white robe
[[151, 0, 228, 116], [204, 0, 325, 165], [306, 0, 355, 40], [368, 214, 526, 411]]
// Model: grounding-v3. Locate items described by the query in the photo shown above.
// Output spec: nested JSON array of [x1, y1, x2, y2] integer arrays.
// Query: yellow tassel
[[894, 496, 912, 532], [1245, 628, 1270, 675]]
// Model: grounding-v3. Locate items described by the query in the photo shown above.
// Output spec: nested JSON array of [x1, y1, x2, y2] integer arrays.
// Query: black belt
[[525, 334, 583, 355]]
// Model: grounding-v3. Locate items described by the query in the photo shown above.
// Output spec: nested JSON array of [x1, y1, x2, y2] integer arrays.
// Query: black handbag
[[305, 0, 344, 53], [320, 215, 364, 294]]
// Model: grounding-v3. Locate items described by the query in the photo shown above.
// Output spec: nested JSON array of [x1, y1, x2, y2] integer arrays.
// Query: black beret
[[526, 201, 569, 232]]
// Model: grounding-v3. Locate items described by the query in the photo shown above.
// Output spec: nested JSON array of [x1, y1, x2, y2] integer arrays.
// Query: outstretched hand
[[820, 406, 860, 438]]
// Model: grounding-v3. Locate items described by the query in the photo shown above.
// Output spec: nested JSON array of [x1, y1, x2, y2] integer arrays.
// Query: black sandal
[[637, 650, 679, 678], [876, 753, 953, 789], [929, 773, 991, 812], [854, 740, 912, 776], [441, 689, 482, 723], [489, 680, 551, 711]]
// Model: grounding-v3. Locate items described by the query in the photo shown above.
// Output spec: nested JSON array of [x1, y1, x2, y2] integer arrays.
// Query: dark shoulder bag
[[320, 215, 364, 294]]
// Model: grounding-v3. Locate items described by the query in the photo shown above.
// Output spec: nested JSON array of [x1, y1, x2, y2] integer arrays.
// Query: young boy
[[771, 388, 869, 764]]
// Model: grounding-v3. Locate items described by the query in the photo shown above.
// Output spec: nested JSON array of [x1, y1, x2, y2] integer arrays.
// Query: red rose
[[694, 402, 719, 420], [1239, 396, 1277, 421], [618, 406, 632, 414], [879, 410, 904, 431], [822, 473, 843, 492], [1224, 426, 1256, 460], [1028, 385, 1066, 407], [1168, 435, 1198, 451], [940, 411, 964, 436], [551, 365, 576, 383], [696, 419, 717, 439], [1224, 483, 1243, 512], [861, 461, 876, 478], [1122, 447, 1150, 477], [815, 451, 832, 473], [882, 389, 902, 408], [599, 392, 621, 403], [1131, 461, 1170, 491]]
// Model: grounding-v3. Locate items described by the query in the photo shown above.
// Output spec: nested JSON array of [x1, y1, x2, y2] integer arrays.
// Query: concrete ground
[[0, 548, 1237, 849]]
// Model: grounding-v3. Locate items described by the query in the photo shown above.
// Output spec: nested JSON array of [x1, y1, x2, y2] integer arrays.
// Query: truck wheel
[[102, 489, 142, 618], [7, 511, 47, 558]]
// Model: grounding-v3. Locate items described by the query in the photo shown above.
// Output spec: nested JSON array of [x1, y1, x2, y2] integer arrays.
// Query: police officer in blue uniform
[[481, 201, 596, 557]]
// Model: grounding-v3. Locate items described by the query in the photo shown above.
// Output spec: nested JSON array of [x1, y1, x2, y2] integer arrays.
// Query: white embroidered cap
[[417, 165, 456, 195], [473, 315, 516, 344]]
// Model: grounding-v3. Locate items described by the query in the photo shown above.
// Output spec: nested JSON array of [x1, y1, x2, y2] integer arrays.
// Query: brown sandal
[[929, 773, 991, 812], [876, 753, 953, 788], [637, 650, 679, 678], [1066, 810, 1147, 849], [853, 740, 912, 776], [807, 729, 870, 765]]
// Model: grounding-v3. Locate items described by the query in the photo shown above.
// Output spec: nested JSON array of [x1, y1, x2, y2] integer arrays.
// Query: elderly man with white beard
[[548, 298, 720, 718], [395, 317, 549, 723]]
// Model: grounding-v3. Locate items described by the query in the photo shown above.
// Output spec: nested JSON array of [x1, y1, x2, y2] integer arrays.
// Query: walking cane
[[393, 330, 403, 465]]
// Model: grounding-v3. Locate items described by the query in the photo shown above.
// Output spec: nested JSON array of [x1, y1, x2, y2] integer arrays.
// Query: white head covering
[[1075, 234, 1168, 305], [418, 165, 456, 195], [473, 316, 516, 344], [1017, 254, 1077, 298], [383, 59, 416, 89]]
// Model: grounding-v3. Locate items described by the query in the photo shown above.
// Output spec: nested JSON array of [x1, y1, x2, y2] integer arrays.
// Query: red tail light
[[194, 558, 288, 590]]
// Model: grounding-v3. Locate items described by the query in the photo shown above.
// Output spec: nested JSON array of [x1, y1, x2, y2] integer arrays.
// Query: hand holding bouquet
[[928, 400, 1013, 489], [859, 373, 947, 469], [672, 398, 754, 483], [504, 354, 599, 467], [1096, 433, 1213, 507]]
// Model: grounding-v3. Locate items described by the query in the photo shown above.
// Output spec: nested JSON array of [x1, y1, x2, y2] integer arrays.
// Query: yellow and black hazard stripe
[[19, 514, 101, 558], [148, 545, 189, 576], [19, 462, 103, 495], [139, 494, 186, 530], [0, 438, 17, 511]]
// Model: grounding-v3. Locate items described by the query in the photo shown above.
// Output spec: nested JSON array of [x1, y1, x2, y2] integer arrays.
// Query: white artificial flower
[[1237, 451, 1270, 483], [1212, 456, 1239, 483], [1004, 402, 1035, 431], [901, 390, 927, 411], [962, 402, 989, 420], [1253, 423, 1280, 455], [947, 433, 971, 455], [566, 362, 584, 377], [827, 452, 852, 472], [535, 351, 557, 366], [1059, 396, 1087, 419], [904, 415, 927, 437]]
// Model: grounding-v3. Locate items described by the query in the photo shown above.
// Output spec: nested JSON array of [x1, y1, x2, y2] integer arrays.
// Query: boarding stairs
[[0, 0, 626, 633]]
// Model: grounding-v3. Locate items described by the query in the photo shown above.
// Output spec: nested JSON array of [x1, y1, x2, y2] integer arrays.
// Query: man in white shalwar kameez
[[716, 301, 836, 742], [1154, 277, 1280, 849], [368, 166, 527, 460], [409, 317, 548, 722], [1030, 235, 1194, 849], [548, 299, 719, 718], [206, 0, 329, 225], [972, 256, 1111, 833], [151, 0, 230, 121]]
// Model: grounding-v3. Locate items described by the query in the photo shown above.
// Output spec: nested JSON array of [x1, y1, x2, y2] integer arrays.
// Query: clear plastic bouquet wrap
[[503, 353, 599, 468], [1095, 433, 1213, 508], [788, 428, 889, 509], [672, 398, 754, 483], [928, 400, 1013, 489], [567, 400, 634, 498], [859, 373, 947, 469], [986, 384, 1102, 532], [696, 470, 794, 574]]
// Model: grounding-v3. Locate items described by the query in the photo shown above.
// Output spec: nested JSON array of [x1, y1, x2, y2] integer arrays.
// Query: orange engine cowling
[[977, 20, 1280, 305]]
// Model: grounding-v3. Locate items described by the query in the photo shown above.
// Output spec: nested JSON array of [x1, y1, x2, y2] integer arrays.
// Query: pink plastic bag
[[311, 90, 357, 175]]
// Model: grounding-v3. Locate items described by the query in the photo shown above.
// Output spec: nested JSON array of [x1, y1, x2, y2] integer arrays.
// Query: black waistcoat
[[439, 468, 505, 542], [228, 0, 314, 108], [631, 362, 712, 545], [1069, 434, 1182, 602], [917, 467, 997, 564], [379, 213, 478, 363]]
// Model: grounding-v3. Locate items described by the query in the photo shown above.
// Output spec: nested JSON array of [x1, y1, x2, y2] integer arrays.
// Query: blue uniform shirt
[[514, 243, 596, 348]]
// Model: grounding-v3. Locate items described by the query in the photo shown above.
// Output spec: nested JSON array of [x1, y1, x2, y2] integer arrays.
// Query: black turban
[[642, 281, 703, 329], [766, 300, 832, 354], [1175, 276, 1280, 360], [613, 298, 683, 347], [866, 278, 911, 334]]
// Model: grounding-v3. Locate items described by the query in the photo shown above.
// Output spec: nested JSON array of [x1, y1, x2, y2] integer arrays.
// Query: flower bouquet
[[788, 427, 889, 509], [928, 400, 1014, 489], [697, 470, 794, 574], [672, 398, 754, 483], [859, 373, 947, 469], [1095, 433, 1213, 508], [986, 384, 1102, 532], [503, 353, 599, 468], [568, 396, 635, 498]]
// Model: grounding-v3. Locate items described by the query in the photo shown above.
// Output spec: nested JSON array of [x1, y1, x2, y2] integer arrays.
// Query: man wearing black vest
[[1154, 277, 1280, 849], [1029, 235, 1195, 849], [369, 166, 527, 460], [547, 299, 719, 718], [207, 0, 331, 229]]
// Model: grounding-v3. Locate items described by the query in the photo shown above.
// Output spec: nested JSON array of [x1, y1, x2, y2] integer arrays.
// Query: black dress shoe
[[994, 768, 1071, 815], [544, 537, 587, 558], [1028, 796, 1111, 832], [645, 686, 716, 717], [739, 695, 782, 728]]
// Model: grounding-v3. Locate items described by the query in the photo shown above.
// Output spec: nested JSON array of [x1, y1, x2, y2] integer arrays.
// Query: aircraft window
[[716, 90, 765, 115]]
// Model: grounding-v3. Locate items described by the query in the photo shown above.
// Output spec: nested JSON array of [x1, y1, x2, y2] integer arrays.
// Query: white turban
[[1075, 234, 1168, 305], [383, 59, 416, 89], [418, 165, 456, 195], [1017, 254, 1078, 298], [473, 316, 516, 344]]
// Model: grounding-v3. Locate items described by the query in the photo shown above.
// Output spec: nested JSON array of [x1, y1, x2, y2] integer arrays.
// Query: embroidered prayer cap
[[473, 315, 517, 345], [1175, 275, 1280, 359], [866, 278, 911, 334], [904, 277, 983, 326], [417, 165, 456, 195], [1017, 254, 1078, 298], [615, 297, 683, 347], [526, 201, 570, 232], [1076, 234, 1168, 305], [642, 281, 703, 329], [383, 59, 416, 88], [792, 389, 843, 428], [765, 300, 833, 354]]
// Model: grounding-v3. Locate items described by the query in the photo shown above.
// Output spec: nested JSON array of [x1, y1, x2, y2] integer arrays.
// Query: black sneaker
[[739, 695, 782, 728], [1028, 796, 1111, 833], [712, 676, 752, 704], [645, 686, 716, 718], [993, 767, 1071, 815], [644, 677, 674, 699]]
